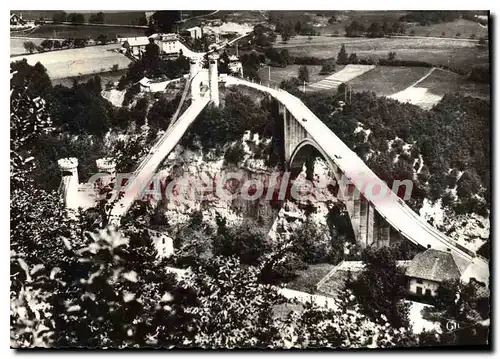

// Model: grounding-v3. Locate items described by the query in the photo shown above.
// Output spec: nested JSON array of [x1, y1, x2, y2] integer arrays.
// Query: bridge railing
[[112, 98, 209, 210]]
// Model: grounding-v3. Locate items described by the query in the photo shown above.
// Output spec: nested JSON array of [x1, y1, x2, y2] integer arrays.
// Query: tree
[[281, 29, 291, 43], [367, 22, 384, 38], [382, 21, 390, 35], [89, 12, 105, 24], [320, 59, 336, 74], [348, 53, 359, 64], [147, 96, 180, 130], [441, 31, 446, 37], [67, 12, 85, 24], [40, 39, 54, 50], [346, 246, 410, 329], [297, 65, 310, 83], [52, 11, 67, 24], [50, 76, 112, 136], [423, 279, 489, 345], [294, 20, 302, 34], [456, 169, 482, 200], [388, 51, 397, 61], [345, 21, 365, 37], [95, 34, 108, 45], [23, 41, 36, 54], [223, 142, 246, 165], [149, 11, 181, 34], [11, 59, 52, 99], [74, 38, 87, 48], [337, 44, 349, 65]]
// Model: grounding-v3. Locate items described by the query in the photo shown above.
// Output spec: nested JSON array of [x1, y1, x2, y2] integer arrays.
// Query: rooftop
[[124, 37, 151, 47], [405, 248, 470, 283]]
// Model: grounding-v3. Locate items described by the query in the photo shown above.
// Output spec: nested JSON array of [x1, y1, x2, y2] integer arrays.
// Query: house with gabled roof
[[405, 248, 470, 298]]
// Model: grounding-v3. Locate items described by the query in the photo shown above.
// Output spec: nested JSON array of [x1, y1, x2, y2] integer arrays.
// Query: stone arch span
[[287, 138, 393, 249]]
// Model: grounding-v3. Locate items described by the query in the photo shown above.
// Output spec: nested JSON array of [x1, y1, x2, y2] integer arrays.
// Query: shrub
[[320, 59, 336, 74], [224, 142, 246, 164], [123, 83, 140, 106], [468, 64, 489, 83], [292, 56, 323, 65]]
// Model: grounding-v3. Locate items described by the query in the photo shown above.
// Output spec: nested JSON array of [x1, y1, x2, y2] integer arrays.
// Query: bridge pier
[[208, 53, 219, 107], [57, 158, 80, 210]]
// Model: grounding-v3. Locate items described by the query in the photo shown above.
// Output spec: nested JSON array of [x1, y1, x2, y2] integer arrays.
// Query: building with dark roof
[[406, 248, 470, 297]]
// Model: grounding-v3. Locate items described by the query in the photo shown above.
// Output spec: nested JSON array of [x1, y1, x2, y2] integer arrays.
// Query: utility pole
[[268, 65, 271, 81], [236, 42, 238, 57], [303, 81, 306, 93]]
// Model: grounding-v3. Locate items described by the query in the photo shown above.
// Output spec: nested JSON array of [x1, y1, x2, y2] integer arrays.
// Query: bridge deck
[[109, 98, 210, 220], [225, 76, 488, 286]]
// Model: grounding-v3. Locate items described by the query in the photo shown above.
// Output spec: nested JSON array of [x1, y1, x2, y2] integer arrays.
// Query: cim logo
[[446, 320, 461, 332]]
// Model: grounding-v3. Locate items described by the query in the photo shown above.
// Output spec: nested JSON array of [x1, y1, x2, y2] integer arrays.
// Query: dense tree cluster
[[419, 279, 490, 346], [296, 89, 489, 216], [346, 246, 410, 329], [399, 11, 468, 26], [89, 12, 105, 24]]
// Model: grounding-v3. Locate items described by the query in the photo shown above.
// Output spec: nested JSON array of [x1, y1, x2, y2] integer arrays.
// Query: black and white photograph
[[9, 8, 491, 350]]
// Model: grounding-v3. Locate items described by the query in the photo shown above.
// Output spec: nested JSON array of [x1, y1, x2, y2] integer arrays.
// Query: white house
[[186, 26, 202, 39], [10, 13, 26, 26], [10, 13, 35, 31], [122, 37, 153, 58], [405, 248, 470, 298]]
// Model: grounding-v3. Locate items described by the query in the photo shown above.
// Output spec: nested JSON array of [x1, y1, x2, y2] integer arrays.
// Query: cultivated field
[[274, 35, 489, 73], [11, 11, 147, 26], [10, 37, 45, 56], [257, 64, 325, 87], [12, 24, 145, 40], [347, 66, 431, 96], [51, 69, 127, 88], [416, 68, 490, 99], [10, 44, 131, 79], [406, 19, 488, 39], [310, 11, 410, 35]]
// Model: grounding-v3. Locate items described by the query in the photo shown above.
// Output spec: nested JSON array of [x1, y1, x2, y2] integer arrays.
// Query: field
[[406, 19, 488, 39], [257, 64, 325, 87], [11, 11, 147, 26], [10, 37, 45, 56], [268, 10, 408, 35], [12, 24, 145, 40], [274, 35, 489, 73], [10, 44, 131, 79], [348, 66, 431, 96], [416, 68, 490, 99], [51, 69, 127, 88]]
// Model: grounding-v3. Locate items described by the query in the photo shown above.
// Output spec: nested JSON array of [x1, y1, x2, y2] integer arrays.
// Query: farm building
[[122, 36, 155, 58], [10, 13, 26, 26], [186, 26, 202, 39], [10, 13, 35, 31], [405, 248, 470, 298]]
